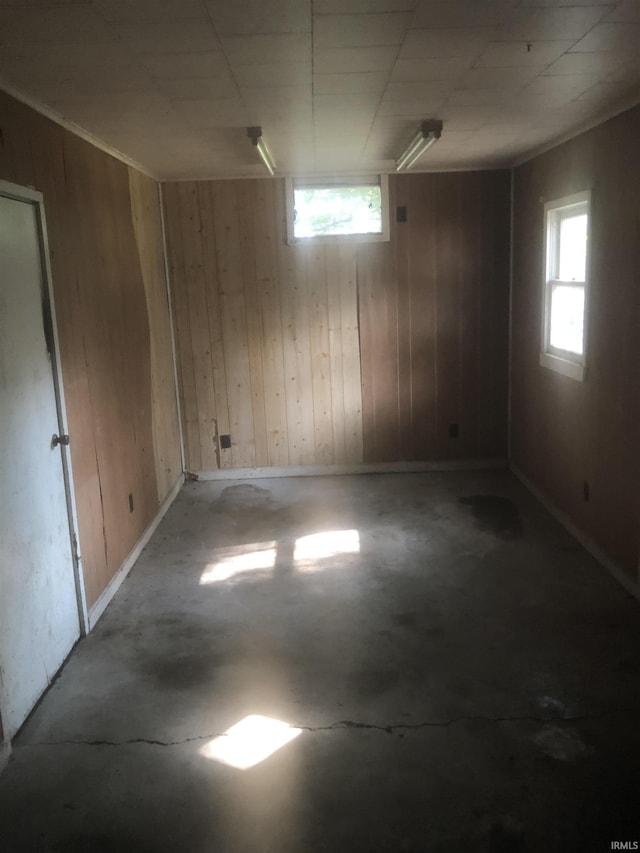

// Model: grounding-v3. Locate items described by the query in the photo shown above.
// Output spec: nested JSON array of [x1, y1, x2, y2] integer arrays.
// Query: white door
[[0, 182, 83, 741]]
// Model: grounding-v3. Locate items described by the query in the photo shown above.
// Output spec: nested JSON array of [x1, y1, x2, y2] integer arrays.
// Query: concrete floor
[[1, 470, 639, 853]]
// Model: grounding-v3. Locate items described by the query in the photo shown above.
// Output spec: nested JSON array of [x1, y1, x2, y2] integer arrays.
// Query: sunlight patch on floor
[[200, 542, 277, 584], [294, 529, 360, 572], [200, 715, 302, 770]]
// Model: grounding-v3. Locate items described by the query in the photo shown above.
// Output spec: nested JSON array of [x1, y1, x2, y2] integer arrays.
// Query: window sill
[[287, 231, 389, 247], [539, 351, 585, 382]]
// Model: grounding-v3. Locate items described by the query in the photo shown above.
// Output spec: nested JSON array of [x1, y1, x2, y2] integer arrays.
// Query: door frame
[[0, 179, 88, 642]]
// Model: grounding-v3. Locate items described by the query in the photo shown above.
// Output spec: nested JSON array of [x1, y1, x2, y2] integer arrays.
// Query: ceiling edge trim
[[511, 94, 640, 170], [0, 79, 159, 181]]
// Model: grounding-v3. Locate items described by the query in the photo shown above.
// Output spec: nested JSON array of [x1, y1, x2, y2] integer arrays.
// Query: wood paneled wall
[[512, 105, 640, 577], [359, 171, 511, 462], [164, 171, 509, 473], [163, 178, 363, 471], [0, 90, 182, 609]]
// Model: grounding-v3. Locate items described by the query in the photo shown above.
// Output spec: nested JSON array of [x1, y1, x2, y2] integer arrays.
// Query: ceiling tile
[[94, 0, 208, 23], [545, 51, 630, 76], [315, 0, 416, 12], [519, 0, 613, 4], [233, 62, 312, 88], [390, 57, 473, 81], [313, 120, 374, 139], [459, 66, 538, 90], [157, 76, 238, 101], [383, 81, 451, 100], [475, 40, 575, 68], [569, 22, 640, 51], [313, 12, 412, 47], [412, 2, 518, 29], [313, 46, 398, 73], [138, 52, 228, 80], [242, 87, 311, 108], [573, 79, 639, 110], [313, 72, 389, 94], [497, 6, 610, 41], [313, 92, 381, 111], [173, 97, 249, 128], [437, 105, 495, 129], [604, 1, 640, 22], [604, 56, 640, 83], [526, 74, 600, 96], [377, 97, 446, 116], [220, 34, 311, 64], [447, 88, 513, 106], [0, 5, 115, 43], [399, 27, 495, 59], [113, 19, 220, 53], [242, 95, 313, 124], [204, 0, 311, 36]]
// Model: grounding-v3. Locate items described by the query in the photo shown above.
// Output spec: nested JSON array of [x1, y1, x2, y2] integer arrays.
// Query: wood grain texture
[[0, 90, 180, 609], [163, 177, 364, 471], [128, 171, 182, 501], [512, 104, 640, 575], [358, 171, 510, 463]]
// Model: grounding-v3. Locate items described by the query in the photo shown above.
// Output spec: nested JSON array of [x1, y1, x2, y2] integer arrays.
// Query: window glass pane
[[293, 185, 382, 238], [549, 284, 585, 354], [558, 213, 587, 281]]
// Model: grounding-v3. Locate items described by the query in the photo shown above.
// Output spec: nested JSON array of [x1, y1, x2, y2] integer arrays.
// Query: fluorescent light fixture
[[395, 119, 443, 172], [247, 126, 276, 176]]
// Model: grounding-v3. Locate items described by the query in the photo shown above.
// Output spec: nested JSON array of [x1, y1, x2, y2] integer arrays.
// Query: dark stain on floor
[[392, 612, 418, 629], [137, 650, 224, 690], [459, 495, 523, 540]]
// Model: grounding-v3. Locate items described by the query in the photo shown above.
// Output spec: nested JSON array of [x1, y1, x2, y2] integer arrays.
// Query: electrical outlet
[[220, 434, 232, 449], [128, 492, 134, 513]]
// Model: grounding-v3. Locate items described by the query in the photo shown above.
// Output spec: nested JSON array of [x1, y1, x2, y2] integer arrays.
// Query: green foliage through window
[[293, 184, 382, 238]]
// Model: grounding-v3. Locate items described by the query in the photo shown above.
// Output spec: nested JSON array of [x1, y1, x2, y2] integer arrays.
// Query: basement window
[[540, 190, 591, 381], [285, 176, 389, 245]]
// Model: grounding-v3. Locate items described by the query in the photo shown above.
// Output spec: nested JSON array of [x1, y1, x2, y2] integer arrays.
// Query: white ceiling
[[0, 0, 638, 179]]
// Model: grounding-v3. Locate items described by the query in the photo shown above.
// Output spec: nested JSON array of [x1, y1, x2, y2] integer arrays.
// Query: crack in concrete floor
[[18, 706, 640, 749]]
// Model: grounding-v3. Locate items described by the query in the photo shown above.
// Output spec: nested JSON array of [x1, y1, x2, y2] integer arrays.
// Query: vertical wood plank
[[197, 182, 232, 467], [308, 245, 334, 463], [163, 182, 201, 471], [434, 173, 462, 458], [338, 243, 363, 464], [395, 176, 413, 460], [177, 182, 218, 470], [407, 174, 437, 459], [129, 170, 182, 496], [211, 181, 256, 468], [237, 179, 269, 467], [254, 179, 289, 466], [325, 243, 347, 464]]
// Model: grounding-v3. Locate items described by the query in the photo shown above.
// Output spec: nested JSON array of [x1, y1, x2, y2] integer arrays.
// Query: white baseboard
[[194, 458, 509, 481], [0, 741, 11, 775], [511, 462, 639, 602], [87, 474, 184, 630]]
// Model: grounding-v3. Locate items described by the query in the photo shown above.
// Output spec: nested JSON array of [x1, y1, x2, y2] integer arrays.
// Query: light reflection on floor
[[199, 529, 360, 584], [200, 715, 303, 770]]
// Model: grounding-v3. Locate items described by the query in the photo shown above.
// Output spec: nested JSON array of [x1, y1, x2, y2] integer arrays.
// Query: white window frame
[[540, 190, 591, 382], [285, 175, 390, 246]]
